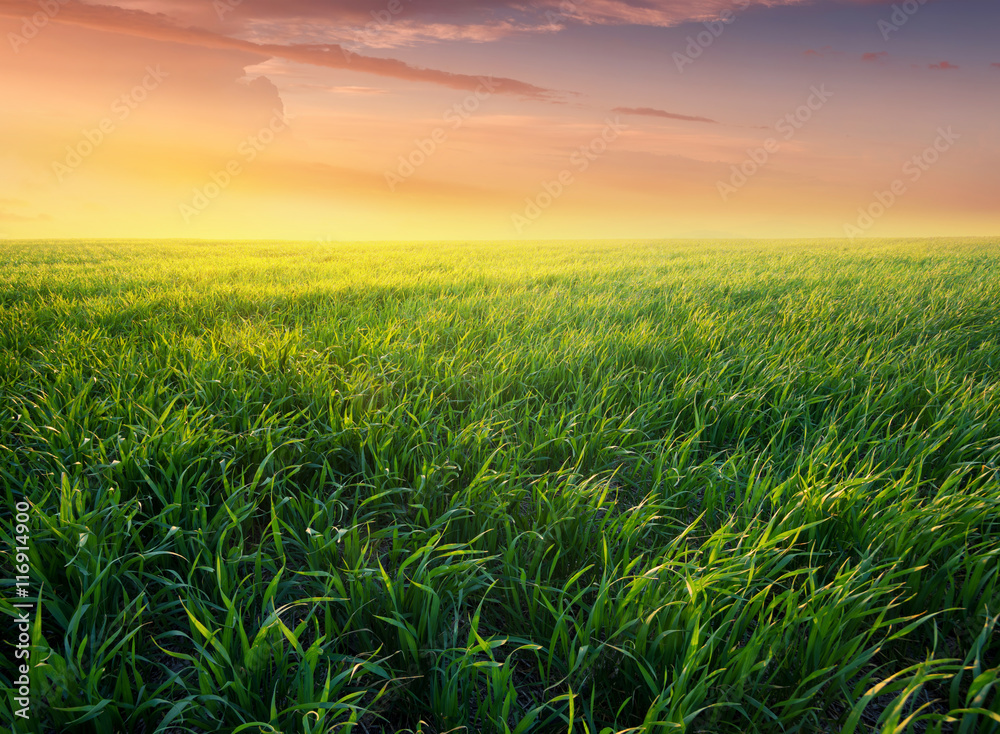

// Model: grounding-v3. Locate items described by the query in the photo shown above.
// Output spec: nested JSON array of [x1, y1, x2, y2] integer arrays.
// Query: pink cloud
[[50, 0, 883, 47], [192, 0, 819, 31], [929, 61, 960, 70], [803, 46, 838, 58], [613, 107, 718, 124], [3, 0, 919, 56], [862, 52, 888, 63], [0, 0, 562, 100]]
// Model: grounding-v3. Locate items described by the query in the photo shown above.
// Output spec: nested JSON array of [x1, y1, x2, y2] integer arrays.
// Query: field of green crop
[[1, 238, 999, 733]]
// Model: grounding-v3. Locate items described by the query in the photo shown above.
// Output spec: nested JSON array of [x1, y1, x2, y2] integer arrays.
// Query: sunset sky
[[2, 0, 998, 240]]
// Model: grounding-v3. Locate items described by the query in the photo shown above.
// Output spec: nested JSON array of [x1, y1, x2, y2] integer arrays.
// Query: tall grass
[[1, 238, 998, 733]]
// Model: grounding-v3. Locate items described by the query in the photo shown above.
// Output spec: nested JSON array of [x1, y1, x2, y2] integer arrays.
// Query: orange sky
[[1, 0, 998, 240]]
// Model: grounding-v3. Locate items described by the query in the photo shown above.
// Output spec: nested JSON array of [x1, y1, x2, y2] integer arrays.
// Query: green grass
[[1, 238, 999, 733]]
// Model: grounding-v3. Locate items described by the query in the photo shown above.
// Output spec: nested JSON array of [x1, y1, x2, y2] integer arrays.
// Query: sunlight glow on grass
[[1, 238, 998, 732]]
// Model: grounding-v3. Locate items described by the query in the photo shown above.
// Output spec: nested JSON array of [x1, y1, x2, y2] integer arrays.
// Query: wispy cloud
[[0, 0, 563, 100], [803, 46, 840, 58], [862, 52, 888, 63], [55, 0, 894, 48], [613, 107, 718, 124]]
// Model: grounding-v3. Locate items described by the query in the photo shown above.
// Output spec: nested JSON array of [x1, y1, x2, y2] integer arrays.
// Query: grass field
[[2, 238, 999, 733]]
